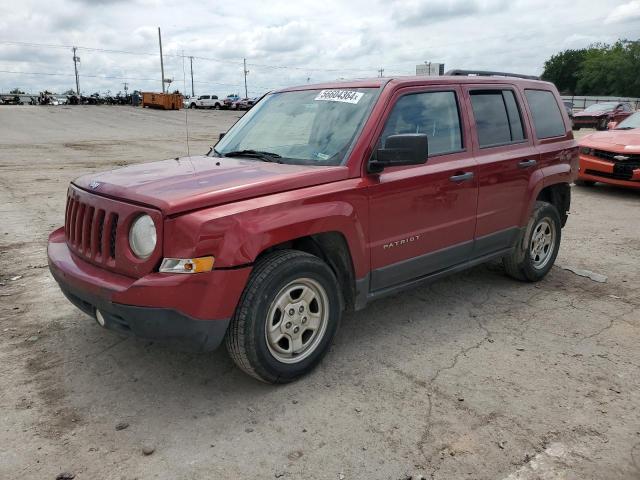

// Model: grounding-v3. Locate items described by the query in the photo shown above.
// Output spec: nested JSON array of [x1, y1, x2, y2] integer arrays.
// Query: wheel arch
[[257, 232, 357, 311], [536, 183, 571, 227]]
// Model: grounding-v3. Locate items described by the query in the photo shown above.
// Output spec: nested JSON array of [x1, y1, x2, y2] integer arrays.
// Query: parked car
[[1, 95, 24, 105], [48, 73, 577, 383], [563, 101, 574, 118], [230, 97, 257, 110], [572, 101, 634, 130], [576, 111, 640, 189], [187, 95, 223, 109], [223, 94, 240, 109]]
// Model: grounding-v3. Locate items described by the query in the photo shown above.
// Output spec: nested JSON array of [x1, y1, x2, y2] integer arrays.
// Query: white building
[[416, 63, 445, 76]]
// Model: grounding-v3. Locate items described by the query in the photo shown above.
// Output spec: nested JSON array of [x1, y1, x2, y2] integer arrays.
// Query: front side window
[[380, 91, 463, 156], [524, 89, 566, 139], [214, 88, 378, 165], [470, 90, 526, 148]]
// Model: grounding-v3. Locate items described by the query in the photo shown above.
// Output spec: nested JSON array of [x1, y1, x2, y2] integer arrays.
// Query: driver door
[[366, 86, 478, 291]]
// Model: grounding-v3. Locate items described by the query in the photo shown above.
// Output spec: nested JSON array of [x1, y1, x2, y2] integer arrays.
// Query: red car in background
[[572, 101, 634, 130], [576, 112, 640, 188]]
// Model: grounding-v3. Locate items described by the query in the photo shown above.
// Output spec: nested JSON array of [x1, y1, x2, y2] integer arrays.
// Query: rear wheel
[[214, 103, 221, 110], [504, 201, 561, 282], [226, 250, 342, 383]]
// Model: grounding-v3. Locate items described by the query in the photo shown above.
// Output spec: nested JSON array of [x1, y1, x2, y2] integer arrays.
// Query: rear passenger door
[[465, 86, 538, 256]]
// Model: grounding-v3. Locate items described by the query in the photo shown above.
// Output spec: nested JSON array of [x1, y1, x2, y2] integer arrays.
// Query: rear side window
[[524, 89, 565, 139], [381, 91, 463, 156], [470, 90, 525, 148]]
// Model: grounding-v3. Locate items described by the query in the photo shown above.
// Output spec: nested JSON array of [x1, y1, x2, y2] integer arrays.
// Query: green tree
[[577, 40, 640, 97], [10, 88, 25, 94], [541, 49, 588, 95]]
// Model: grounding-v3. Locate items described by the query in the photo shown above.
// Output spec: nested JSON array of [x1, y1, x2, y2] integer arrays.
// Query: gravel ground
[[1, 105, 639, 480]]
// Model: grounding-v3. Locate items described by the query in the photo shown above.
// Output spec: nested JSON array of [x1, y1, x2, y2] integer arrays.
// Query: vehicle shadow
[[52, 260, 523, 413], [575, 182, 640, 199]]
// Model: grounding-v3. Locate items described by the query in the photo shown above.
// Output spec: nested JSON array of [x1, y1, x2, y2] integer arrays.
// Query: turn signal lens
[[159, 256, 215, 274]]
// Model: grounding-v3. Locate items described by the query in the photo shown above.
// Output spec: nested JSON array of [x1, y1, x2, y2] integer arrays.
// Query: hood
[[574, 109, 609, 118], [579, 129, 640, 153], [73, 155, 349, 215]]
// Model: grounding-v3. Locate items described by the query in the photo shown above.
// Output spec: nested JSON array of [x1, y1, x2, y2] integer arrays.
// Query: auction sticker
[[315, 90, 363, 104]]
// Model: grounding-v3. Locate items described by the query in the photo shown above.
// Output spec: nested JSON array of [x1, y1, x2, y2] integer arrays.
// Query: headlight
[[129, 214, 157, 259], [580, 147, 593, 156]]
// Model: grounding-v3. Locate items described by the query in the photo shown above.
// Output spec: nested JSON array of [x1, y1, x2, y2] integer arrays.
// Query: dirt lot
[[1, 105, 639, 480]]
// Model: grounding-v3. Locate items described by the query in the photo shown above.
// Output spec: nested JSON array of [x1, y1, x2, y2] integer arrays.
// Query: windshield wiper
[[223, 149, 283, 163], [615, 126, 634, 130]]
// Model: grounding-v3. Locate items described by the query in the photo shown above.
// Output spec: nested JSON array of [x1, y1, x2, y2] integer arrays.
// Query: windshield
[[615, 111, 640, 129], [214, 88, 378, 165], [583, 102, 618, 112]]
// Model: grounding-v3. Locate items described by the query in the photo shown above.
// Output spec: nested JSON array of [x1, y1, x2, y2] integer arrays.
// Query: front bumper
[[48, 227, 252, 351], [578, 155, 640, 189]]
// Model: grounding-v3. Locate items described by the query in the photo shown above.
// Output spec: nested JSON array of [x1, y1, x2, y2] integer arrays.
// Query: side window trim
[[378, 89, 466, 159], [469, 88, 528, 150]]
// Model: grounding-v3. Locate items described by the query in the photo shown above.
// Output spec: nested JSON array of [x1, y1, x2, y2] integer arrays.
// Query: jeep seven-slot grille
[[65, 194, 118, 263]]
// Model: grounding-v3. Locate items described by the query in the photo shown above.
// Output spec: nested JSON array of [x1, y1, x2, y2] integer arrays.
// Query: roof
[[276, 74, 553, 93]]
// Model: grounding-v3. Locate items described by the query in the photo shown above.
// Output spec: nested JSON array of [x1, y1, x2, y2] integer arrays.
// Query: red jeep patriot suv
[[48, 70, 577, 383]]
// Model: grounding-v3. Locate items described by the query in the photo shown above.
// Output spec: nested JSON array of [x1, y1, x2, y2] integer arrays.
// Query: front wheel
[[189, 103, 196, 109], [503, 201, 561, 282], [226, 250, 342, 383]]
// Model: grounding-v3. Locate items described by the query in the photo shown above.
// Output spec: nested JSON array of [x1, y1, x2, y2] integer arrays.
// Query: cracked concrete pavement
[[1, 106, 639, 479]]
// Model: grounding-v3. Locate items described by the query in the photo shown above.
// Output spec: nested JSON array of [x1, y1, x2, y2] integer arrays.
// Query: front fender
[[164, 180, 370, 278]]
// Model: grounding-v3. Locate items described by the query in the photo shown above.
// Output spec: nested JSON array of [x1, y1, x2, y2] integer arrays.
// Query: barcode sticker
[[314, 90, 364, 104]]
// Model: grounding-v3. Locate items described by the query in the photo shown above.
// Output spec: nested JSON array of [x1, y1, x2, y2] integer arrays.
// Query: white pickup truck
[[187, 95, 223, 109]]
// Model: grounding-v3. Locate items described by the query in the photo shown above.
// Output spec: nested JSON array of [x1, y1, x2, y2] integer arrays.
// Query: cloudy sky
[[1, 0, 639, 96]]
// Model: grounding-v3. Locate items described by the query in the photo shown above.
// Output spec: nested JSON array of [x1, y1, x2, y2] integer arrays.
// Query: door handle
[[449, 172, 474, 183], [518, 159, 537, 168]]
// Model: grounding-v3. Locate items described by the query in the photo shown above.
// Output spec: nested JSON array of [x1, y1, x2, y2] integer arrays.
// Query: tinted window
[[201, 95, 210, 100], [503, 91, 525, 141], [524, 89, 566, 139], [381, 91, 462, 156], [470, 90, 525, 147]]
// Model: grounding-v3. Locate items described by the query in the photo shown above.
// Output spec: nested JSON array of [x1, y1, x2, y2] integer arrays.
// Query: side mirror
[[369, 134, 428, 173], [219, 132, 225, 140]]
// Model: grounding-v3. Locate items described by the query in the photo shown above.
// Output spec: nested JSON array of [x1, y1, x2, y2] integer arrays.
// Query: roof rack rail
[[445, 69, 540, 81]]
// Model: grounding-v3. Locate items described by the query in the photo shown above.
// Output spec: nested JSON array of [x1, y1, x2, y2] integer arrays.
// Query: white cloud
[[605, 0, 640, 24], [0, 0, 638, 95]]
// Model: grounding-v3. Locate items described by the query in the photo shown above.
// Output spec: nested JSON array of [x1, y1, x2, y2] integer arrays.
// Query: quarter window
[[470, 90, 526, 148], [524, 89, 566, 139], [381, 91, 463, 156]]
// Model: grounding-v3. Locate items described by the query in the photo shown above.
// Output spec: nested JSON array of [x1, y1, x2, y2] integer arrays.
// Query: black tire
[[189, 103, 196, 109], [503, 201, 562, 282], [575, 179, 595, 187], [214, 104, 221, 110], [572, 125, 580, 131], [226, 250, 342, 383]]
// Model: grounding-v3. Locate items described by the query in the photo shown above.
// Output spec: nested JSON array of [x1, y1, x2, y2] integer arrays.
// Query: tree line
[[541, 40, 640, 97]]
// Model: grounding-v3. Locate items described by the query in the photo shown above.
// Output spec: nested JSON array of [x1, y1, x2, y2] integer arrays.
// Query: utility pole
[[122, 82, 128, 94], [189, 56, 194, 97], [243, 58, 249, 99], [72, 47, 80, 95], [378, 68, 384, 78], [158, 27, 165, 93]]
